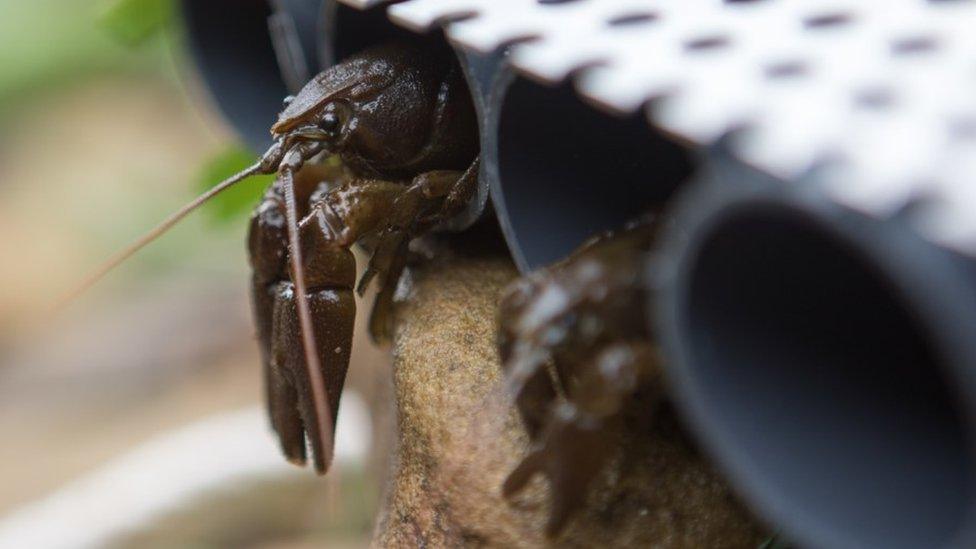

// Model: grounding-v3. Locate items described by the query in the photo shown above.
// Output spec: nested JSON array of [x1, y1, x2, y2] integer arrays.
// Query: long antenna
[[281, 166, 335, 472], [59, 163, 264, 306]]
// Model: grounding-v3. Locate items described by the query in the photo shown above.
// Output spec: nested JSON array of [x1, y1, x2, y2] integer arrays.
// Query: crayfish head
[[272, 99, 353, 159]]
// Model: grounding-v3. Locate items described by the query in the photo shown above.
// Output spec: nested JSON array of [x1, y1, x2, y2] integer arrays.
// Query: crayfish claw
[[272, 282, 353, 474], [268, 365, 308, 466]]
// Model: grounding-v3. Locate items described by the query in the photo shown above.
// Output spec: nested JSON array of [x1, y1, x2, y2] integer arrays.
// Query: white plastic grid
[[340, 0, 976, 257]]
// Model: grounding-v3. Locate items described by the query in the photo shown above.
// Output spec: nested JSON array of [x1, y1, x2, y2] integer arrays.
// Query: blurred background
[[0, 0, 384, 546]]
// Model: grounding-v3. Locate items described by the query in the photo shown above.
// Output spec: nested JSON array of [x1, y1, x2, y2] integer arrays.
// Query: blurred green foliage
[[0, 0, 264, 224], [98, 0, 175, 47], [0, 0, 175, 117], [102, 0, 267, 225], [196, 146, 273, 225]]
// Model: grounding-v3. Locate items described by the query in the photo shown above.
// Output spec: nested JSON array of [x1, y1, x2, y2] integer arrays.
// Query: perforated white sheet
[[340, 0, 976, 256]]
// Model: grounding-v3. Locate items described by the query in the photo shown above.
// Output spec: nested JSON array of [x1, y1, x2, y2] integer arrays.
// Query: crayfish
[[72, 40, 479, 474], [498, 217, 661, 536]]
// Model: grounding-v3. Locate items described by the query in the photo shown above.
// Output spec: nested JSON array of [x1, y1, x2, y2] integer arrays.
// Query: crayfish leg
[[502, 402, 616, 538]]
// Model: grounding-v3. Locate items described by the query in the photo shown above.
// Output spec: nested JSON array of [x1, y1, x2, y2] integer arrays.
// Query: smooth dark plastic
[[485, 73, 695, 272], [180, 0, 324, 152], [653, 149, 976, 549]]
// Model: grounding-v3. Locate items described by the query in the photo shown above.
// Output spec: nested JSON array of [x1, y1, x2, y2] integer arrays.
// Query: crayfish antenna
[[57, 161, 268, 308], [280, 164, 335, 473]]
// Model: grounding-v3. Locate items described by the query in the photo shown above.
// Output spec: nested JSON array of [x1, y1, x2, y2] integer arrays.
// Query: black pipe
[[654, 149, 976, 549], [485, 73, 695, 272], [180, 0, 323, 152]]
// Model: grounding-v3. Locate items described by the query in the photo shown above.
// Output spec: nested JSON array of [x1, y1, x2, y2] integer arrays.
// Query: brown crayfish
[[71, 41, 479, 474], [498, 218, 661, 536]]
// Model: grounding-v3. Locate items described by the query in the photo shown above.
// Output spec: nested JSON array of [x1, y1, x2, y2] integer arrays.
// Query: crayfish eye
[[319, 112, 341, 135]]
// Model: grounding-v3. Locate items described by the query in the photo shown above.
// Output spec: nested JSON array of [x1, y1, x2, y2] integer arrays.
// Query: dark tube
[[654, 150, 976, 549], [485, 72, 695, 272], [180, 0, 323, 152]]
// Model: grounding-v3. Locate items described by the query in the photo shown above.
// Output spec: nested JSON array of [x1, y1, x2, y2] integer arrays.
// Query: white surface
[[352, 0, 976, 257], [0, 392, 370, 549]]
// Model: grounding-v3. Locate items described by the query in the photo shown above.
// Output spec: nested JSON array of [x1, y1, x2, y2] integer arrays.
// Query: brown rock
[[372, 249, 765, 548]]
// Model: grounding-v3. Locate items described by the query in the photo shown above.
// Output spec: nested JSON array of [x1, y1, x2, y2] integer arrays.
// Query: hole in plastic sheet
[[949, 116, 976, 141], [854, 87, 896, 110], [497, 33, 544, 50], [765, 60, 809, 79], [607, 12, 659, 27], [891, 36, 939, 56], [432, 10, 480, 27], [685, 35, 731, 52], [804, 12, 853, 29]]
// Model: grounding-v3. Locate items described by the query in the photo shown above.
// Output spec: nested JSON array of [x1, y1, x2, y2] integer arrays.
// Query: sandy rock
[[373, 249, 765, 548]]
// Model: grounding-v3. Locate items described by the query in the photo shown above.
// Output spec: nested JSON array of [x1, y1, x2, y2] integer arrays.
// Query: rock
[[373, 247, 765, 547]]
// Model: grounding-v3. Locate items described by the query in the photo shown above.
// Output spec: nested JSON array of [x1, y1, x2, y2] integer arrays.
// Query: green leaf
[[98, 0, 175, 47], [196, 146, 272, 226]]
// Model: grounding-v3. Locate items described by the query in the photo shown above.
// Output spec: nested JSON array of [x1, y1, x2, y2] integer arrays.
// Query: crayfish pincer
[[70, 41, 479, 474]]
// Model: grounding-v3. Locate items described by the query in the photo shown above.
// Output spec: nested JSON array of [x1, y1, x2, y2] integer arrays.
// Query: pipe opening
[[182, 0, 290, 151], [683, 207, 974, 549], [495, 78, 694, 271]]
